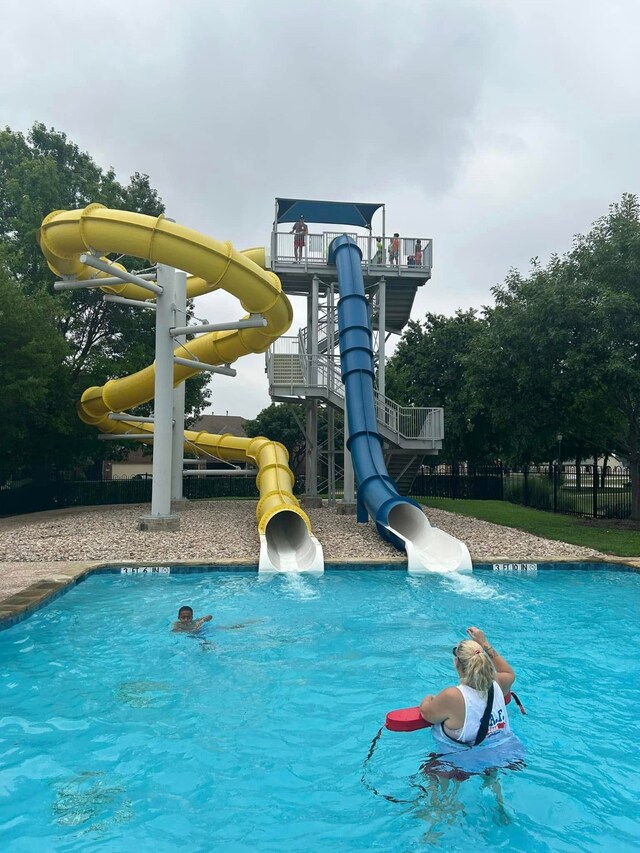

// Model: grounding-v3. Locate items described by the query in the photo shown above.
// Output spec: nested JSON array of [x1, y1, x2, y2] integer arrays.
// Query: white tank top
[[442, 681, 511, 745]]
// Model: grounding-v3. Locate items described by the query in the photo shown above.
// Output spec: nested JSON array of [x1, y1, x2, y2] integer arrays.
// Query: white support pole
[[104, 294, 156, 310], [304, 276, 320, 505], [343, 414, 355, 504], [310, 276, 319, 385], [78, 255, 162, 295], [139, 262, 179, 530], [170, 316, 266, 337], [378, 278, 386, 424], [172, 357, 236, 376], [172, 271, 187, 504], [109, 413, 155, 423]]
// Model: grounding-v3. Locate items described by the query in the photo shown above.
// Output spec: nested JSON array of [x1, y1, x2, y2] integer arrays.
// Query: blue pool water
[[1, 567, 640, 852]]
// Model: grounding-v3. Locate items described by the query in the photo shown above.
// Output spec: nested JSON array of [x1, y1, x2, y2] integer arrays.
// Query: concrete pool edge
[[1, 555, 639, 630]]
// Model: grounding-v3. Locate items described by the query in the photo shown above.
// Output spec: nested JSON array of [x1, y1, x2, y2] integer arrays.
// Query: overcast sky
[[3, 0, 639, 418]]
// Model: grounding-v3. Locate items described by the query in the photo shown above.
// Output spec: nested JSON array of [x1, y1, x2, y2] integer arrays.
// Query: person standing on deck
[[291, 215, 308, 262]]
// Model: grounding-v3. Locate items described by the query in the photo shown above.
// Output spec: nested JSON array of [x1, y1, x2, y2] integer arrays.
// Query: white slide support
[[258, 510, 324, 573], [385, 504, 472, 574]]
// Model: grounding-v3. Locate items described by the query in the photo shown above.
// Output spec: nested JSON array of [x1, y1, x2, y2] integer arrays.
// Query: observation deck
[[268, 198, 432, 334]]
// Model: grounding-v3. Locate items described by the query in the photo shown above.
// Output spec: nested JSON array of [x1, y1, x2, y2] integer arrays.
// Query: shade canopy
[[275, 198, 383, 229]]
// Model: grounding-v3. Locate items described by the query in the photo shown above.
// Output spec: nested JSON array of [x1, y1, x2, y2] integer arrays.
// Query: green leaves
[[386, 193, 640, 500], [0, 122, 211, 482]]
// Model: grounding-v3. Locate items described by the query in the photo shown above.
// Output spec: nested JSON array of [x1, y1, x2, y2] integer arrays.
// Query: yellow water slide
[[39, 204, 323, 571]]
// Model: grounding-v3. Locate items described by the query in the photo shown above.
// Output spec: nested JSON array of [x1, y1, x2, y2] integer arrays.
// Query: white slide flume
[[384, 503, 472, 574]]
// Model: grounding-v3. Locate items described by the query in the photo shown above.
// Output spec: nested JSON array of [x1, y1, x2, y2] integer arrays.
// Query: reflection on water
[[52, 771, 132, 831], [116, 680, 172, 708]]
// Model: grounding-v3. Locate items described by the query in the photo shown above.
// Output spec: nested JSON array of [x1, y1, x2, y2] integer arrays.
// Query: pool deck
[[1, 500, 638, 627]]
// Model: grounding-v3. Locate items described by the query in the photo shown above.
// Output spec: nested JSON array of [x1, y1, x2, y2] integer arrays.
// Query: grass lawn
[[417, 498, 640, 558]]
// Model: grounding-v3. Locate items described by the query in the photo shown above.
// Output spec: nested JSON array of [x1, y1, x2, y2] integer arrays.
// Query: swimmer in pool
[[172, 605, 213, 633], [172, 605, 259, 633]]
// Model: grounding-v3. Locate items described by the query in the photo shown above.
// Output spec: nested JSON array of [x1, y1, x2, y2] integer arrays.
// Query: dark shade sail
[[275, 198, 383, 229]]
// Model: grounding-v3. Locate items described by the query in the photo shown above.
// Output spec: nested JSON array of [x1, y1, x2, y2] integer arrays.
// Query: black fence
[[0, 474, 265, 518], [1, 464, 633, 520], [410, 466, 504, 501], [409, 463, 632, 519]]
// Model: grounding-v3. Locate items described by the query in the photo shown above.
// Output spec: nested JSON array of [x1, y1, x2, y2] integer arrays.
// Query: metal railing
[[271, 231, 432, 274], [266, 338, 442, 443]]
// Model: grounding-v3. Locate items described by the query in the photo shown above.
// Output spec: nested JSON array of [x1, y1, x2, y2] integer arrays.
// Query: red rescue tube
[[386, 692, 514, 732]]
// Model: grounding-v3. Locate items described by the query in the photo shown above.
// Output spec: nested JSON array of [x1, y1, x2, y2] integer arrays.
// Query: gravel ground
[[0, 499, 607, 567]]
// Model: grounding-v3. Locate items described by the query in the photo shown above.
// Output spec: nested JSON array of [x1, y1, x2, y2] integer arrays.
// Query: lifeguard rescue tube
[[386, 692, 518, 732]]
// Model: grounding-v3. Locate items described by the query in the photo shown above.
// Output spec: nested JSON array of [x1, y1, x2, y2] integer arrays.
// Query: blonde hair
[[455, 640, 496, 695]]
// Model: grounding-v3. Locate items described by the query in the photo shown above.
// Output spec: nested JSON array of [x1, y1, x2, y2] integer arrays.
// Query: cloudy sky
[[3, 0, 639, 418]]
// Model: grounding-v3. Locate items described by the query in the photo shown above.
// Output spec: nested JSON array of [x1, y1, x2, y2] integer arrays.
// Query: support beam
[[139, 262, 179, 530], [172, 357, 236, 376], [183, 468, 257, 476], [343, 414, 355, 505], [303, 275, 321, 506], [170, 315, 266, 337], [377, 278, 386, 425], [171, 270, 187, 504], [103, 294, 156, 310], [109, 413, 155, 424], [79, 254, 162, 295]]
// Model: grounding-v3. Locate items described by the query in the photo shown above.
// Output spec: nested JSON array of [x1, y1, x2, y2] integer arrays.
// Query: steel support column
[[171, 270, 187, 504]]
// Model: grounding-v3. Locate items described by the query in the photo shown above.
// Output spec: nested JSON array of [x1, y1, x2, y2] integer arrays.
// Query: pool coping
[[1, 555, 639, 631]]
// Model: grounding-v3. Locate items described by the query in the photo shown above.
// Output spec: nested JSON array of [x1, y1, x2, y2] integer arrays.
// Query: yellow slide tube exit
[[39, 204, 316, 563]]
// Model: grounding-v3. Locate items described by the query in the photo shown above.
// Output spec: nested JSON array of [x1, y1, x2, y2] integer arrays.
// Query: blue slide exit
[[328, 235, 422, 551]]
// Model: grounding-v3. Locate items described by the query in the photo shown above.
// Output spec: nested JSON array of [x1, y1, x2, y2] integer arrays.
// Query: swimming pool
[[1, 566, 639, 851]]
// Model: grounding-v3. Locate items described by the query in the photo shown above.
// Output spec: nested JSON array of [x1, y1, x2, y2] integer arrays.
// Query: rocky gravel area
[[0, 499, 607, 566]]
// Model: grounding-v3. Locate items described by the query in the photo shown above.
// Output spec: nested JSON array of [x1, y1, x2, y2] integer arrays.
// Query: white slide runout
[[385, 504, 472, 573], [258, 510, 324, 573]]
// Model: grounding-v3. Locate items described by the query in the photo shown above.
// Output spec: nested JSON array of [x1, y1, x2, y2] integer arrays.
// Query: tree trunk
[[601, 454, 608, 490]]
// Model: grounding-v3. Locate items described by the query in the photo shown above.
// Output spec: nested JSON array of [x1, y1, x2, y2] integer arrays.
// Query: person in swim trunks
[[291, 214, 308, 262]]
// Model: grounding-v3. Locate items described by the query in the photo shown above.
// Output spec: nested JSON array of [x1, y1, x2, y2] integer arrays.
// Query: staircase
[[384, 450, 424, 495], [266, 336, 443, 456]]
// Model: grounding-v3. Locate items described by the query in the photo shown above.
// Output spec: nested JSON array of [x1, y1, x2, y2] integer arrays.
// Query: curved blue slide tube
[[328, 235, 422, 550]]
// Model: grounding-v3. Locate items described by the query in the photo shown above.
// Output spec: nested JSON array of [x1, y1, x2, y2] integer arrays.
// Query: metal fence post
[[593, 463, 598, 518], [552, 464, 558, 513], [524, 465, 529, 507]]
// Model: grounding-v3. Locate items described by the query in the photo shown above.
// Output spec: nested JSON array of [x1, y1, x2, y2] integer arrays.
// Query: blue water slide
[[328, 235, 471, 573]]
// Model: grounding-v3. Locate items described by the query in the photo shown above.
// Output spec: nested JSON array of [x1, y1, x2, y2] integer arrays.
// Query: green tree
[[386, 311, 498, 463], [245, 402, 344, 481], [0, 263, 71, 481], [245, 403, 307, 471], [466, 194, 640, 517], [568, 194, 640, 517], [0, 123, 210, 477]]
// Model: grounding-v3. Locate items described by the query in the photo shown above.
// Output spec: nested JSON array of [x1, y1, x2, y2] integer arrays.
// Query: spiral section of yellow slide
[[39, 204, 310, 535]]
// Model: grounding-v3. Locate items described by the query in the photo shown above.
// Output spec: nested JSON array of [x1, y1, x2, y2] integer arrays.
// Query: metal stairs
[[384, 450, 423, 495], [266, 336, 443, 455]]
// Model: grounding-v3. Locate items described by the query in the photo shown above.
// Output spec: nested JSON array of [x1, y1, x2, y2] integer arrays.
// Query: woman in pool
[[419, 626, 524, 772]]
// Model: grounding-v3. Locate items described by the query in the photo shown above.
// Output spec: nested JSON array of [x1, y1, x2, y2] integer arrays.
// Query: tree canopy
[[0, 122, 210, 481], [387, 193, 640, 517]]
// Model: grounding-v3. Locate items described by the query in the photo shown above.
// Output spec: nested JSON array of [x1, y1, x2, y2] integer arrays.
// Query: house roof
[[187, 414, 248, 438], [113, 414, 248, 465]]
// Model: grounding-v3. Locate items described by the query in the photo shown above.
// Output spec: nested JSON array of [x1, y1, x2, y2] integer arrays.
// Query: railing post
[[593, 463, 598, 518], [524, 465, 529, 507], [552, 464, 558, 513]]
